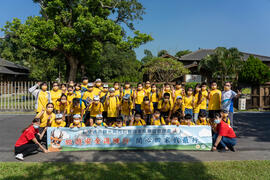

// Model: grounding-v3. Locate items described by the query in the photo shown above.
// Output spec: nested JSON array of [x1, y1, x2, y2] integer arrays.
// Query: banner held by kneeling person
[[47, 125, 212, 152]]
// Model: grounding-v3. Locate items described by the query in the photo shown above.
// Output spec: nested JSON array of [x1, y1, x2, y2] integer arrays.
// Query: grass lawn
[[0, 160, 269, 180]]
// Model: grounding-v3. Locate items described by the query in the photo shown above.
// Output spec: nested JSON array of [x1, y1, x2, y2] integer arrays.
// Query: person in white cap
[[51, 114, 66, 127], [93, 78, 103, 96], [105, 87, 120, 126], [93, 114, 108, 127], [88, 95, 104, 126], [172, 95, 184, 118], [69, 114, 85, 128]]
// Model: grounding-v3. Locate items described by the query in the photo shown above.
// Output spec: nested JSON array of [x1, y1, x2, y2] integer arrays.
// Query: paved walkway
[[0, 112, 270, 162]]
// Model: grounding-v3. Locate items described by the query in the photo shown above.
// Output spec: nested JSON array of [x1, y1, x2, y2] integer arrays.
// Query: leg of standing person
[[229, 111, 234, 128]]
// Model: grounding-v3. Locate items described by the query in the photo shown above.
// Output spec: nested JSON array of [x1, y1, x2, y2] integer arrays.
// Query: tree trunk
[[67, 56, 79, 81]]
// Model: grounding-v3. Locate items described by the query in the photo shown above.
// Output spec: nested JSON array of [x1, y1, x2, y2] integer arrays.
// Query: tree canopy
[[0, 0, 153, 81], [175, 50, 192, 58]]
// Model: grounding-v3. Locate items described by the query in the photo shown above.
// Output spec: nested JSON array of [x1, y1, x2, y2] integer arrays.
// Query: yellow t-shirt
[[51, 120, 66, 127], [183, 95, 194, 109], [114, 89, 121, 97], [158, 100, 173, 112], [168, 121, 180, 126], [55, 101, 69, 114], [81, 84, 88, 90], [36, 111, 56, 128], [173, 103, 184, 113], [133, 119, 146, 126], [200, 90, 208, 110], [122, 88, 133, 98], [141, 102, 154, 114], [93, 87, 102, 96], [159, 90, 173, 101], [89, 102, 104, 117], [150, 91, 158, 103], [74, 90, 82, 99], [196, 119, 209, 125], [181, 121, 195, 126], [208, 89, 222, 110], [174, 89, 183, 102], [82, 91, 95, 101], [50, 90, 62, 107], [112, 122, 126, 127], [107, 96, 120, 117], [151, 117, 166, 125], [193, 93, 201, 113], [70, 103, 86, 115], [69, 122, 86, 127], [61, 90, 67, 96], [67, 93, 75, 104], [121, 101, 133, 116], [144, 87, 151, 97], [37, 91, 49, 113], [135, 90, 146, 104]]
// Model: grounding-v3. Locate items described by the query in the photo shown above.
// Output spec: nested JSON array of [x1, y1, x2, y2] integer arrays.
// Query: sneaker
[[15, 153, 24, 161]]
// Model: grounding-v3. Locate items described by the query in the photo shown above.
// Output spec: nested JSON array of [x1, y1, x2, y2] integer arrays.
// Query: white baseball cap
[[96, 114, 103, 118], [87, 83, 94, 87], [93, 95, 100, 101], [73, 114, 81, 119], [55, 114, 63, 119], [109, 88, 115, 92], [103, 84, 109, 88]]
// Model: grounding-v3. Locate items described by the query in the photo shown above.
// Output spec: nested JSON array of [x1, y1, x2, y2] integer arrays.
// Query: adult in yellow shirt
[[200, 82, 208, 114], [130, 113, 146, 126], [29, 82, 52, 113], [105, 88, 120, 126], [208, 81, 222, 119], [88, 96, 104, 126], [141, 96, 154, 125], [158, 92, 173, 123], [133, 82, 146, 114], [150, 110, 166, 125], [50, 82, 62, 108], [51, 114, 66, 127]]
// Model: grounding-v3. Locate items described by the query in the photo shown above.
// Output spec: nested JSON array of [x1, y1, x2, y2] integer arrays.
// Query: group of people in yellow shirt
[[29, 78, 234, 132]]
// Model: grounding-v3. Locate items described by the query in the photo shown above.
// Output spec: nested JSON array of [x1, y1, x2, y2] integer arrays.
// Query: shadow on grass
[[2, 151, 217, 180]]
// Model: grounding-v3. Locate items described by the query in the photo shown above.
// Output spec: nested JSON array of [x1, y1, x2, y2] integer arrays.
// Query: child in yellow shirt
[[93, 78, 103, 96], [183, 87, 194, 120], [143, 81, 151, 98], [67, 86, 75, 105], [81, 76, 89, 92], [74, 83, 82, 99], [151, 110, 166, 125], [200, 82, 208, 115], [50, 82, 62, 108], [105, 88, 120, 126], [69, 114, 86, 128], [181, 114, 195, 126], [82, 83, 95, 102], [121, 82, 133, 100], [196, 111, 209, 125], [51, 114, 66, 127], [55, 94, 69, 123], [112, 117, 126, 128], [141, 96, 154, 125], [193, 84, 203, 123], [100, 84, 109, 122], [208, 81, 222, 119], [172, 96, 184, 118], [130, 113, 146, 126], [93, 114, 108, 127], [133, 82, 146, 114], [169, 115, 180, 126], [120, 94, 133, 125], [173, 82, 184, 102], [159, 83, 174, 102], [61, 84, 67, 96], [70, 98, 85, 121], [158, 92, 173, 124], [150, 84, 159, 111], [88, 96, 104, 126], [113, 82, 121, 98]]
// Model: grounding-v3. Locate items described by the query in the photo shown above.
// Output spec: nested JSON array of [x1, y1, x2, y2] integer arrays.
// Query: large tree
[[1, 0, 153, 81], [198, 47, 243, 86], [142, 57, 189, 82]]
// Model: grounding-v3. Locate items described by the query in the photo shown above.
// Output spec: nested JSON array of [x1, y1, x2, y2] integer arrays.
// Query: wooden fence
[[245, 83, 270, 109]]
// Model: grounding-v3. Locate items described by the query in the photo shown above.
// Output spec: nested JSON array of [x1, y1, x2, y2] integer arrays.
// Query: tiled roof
[[0, 58, 29, 70]]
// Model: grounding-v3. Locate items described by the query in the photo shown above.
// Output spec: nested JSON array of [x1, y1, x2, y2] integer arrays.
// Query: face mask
[[165, 88, 170, 91], [33, 124, 39, 129], [61, 100, 67, 104], [41, 86, 47, 91], [164, 98, 169, 102], [83, 80, 88, 84], [214, 119, 221, 124], [114, 85, 119, 90], [125, 85, 130, 89], [88, 88, 93, 91], [152, 88, 156, 91], [75, 87, 80, 91], [56, 120, 62, 124], [138, 87, 142, 90], [53, 86, 59, 91], [74, 119, 80, 124], [47, 107, 53, 113], [212, 85, 217, 89], [96, 83, 101, 87], [146, 84, 150, 88], [135, 117, 140, 121]]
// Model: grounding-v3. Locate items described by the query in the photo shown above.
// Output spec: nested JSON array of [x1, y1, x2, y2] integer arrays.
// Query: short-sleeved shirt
[[209, 89, 222, 110], [141, 102, 154, 114], [89, 102, 104, 117], [133, 119, 146, 126], [107, 96, 120, 117], [15, 125, 39, 147], [158, 100, 173, 112], [37, 91, 49, 113], [51, 120, 66, 127], [121, 101, 133, 116], [221, 90, 237, 112], [151, 117, 166, 125], [216, 120, 236, 138], [36, 111, 56, 127]]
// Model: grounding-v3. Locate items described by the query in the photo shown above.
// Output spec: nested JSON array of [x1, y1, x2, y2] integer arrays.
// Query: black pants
[[15, 143, 39, 156]]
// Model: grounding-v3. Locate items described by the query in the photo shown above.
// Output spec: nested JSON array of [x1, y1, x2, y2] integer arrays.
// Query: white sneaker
[[15, 153, 24, 161]]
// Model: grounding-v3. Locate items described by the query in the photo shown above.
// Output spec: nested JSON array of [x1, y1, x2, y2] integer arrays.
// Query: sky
[[0, 0, 270, 60]]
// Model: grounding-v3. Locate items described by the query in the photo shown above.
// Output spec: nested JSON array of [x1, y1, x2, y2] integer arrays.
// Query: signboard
[[47, 125, 212, 152], [185, 74, 202, 83]]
